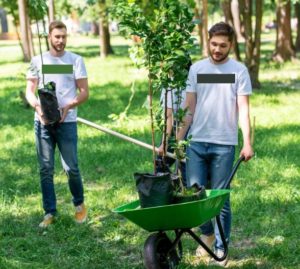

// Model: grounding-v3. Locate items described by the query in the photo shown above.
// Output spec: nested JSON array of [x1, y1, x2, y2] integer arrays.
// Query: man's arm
[[60, 78, 89, 122], [177, 92, 196, 140], [26, 78, 45, 124], [237, 95, 254, 161]]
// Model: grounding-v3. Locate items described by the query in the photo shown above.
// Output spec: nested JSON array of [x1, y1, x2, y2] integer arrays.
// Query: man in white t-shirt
[[178, 22, 254, 266], [26, 21, 89, 228]]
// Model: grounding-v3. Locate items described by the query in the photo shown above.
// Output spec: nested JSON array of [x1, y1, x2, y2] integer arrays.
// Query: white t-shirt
[[27, 51, 87, 122], [186, 58, 252, 145]]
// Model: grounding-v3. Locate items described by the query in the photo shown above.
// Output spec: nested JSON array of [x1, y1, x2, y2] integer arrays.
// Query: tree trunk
[[27, 16, 35, 56], [231, 0, 244, 41], [48, 0, 55, 22], [240, 0, 253, 68], [201, 0, 209, 57], [295, 2, 300, 52], [250, 0, 263, 88], [91, 21, 99, 36], [18, 0, 34, 62], [221, 0, 241, 61], [99, 0, 113, 58], [0, 8, 8, 33], [43, 19, 50, 50], [273, 0, 295, 62], [194, 0, 203, 55], [239, 0, 263, 89]]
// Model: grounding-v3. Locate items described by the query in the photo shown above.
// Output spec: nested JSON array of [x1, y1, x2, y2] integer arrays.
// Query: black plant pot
[[134, 172, 174, 208]]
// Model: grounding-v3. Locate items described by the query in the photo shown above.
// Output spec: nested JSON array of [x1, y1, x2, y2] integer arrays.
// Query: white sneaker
[[210, 249, 228, 267], [39, 213, 54, 228], [196, 234, 216, 257]]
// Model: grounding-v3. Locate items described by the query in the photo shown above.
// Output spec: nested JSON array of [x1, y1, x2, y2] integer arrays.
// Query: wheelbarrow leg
[[186, 215, 228, 262]]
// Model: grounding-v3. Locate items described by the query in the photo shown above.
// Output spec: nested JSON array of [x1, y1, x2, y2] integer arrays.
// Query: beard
[[50, 40, 66, 52], [209, 50, 230, 63]]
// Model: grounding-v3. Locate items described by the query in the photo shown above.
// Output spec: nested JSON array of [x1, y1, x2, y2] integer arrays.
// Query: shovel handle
[[228, 156, 245, 185]]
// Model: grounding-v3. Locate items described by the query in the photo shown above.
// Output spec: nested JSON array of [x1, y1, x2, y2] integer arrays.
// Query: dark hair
[[49, 21, 67, 34], [208, 22, 234, 42]]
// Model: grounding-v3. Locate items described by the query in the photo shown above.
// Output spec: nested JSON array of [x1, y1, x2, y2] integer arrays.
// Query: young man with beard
[[26, 21, 89, 228], [178, 22, 254, 266]]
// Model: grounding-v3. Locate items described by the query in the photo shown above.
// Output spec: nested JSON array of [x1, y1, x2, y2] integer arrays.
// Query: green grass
[[0, 33, 300, 269]]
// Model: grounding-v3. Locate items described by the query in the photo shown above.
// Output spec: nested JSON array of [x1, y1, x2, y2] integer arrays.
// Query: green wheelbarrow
[[113, 157, 244, 268]]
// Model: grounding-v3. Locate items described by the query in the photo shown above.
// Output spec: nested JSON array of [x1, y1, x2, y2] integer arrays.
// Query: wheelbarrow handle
[[228, 156, 245, 185]]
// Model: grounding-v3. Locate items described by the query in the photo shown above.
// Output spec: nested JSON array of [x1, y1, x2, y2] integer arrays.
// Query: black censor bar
[[197, 74, 235, 84]]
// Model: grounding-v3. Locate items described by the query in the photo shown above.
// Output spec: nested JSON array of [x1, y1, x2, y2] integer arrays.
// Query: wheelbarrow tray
[[113, 189, 230, 232]]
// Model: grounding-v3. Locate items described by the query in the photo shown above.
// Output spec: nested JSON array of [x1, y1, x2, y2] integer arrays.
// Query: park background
[[0, 0, 299, 268]]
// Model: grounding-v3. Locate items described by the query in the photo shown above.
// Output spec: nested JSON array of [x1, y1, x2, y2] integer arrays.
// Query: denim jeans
[[34, 121, 84, 215], [186, 141, 235, 251]]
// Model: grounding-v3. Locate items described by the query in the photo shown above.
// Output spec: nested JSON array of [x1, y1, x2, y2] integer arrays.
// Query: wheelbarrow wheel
[[144, 232, 180, 269]]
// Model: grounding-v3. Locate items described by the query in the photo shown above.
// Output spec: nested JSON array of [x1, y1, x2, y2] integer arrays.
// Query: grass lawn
[[0, 33, 299, 269]]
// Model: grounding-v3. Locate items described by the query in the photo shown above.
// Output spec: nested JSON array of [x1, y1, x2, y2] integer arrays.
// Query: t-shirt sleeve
[[185, 66, 196, 93], [74, 56, 88, 79], [237, 67, 252, 95], [26, 58, 39, 79]]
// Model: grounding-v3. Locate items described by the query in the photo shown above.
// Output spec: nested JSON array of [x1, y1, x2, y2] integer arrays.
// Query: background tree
[[221, 0, 241, 61], [231, 0, 244, 41], [18, 0, 34, 61], [200, 0, 208, 57], [295, 1, 300, 52], [239, 0, 263, 88], [48, 0, 55, 22], [273, 0, 295, 61], [98, 0, 113, 58]]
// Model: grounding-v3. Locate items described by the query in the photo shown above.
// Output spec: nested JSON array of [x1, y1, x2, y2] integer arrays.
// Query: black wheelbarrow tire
[[144, 232, 180, 269]]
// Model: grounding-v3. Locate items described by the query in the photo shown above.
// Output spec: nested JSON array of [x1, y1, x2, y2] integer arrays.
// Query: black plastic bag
[[38, 81, 61, 125], [134, 172, 174, 208]]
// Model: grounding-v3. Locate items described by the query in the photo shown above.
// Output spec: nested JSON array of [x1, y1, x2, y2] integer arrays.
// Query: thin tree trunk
[[91, 21, 99, 36], [194, 6, 203, 54], [250, 0, 263, 89], [99, 0, 113, 58], [202, 0, 208, 57], [273, 0, 295, 62], [221, 0, 241, 61], [27, 16, 35, 56], [42, 19, 49, 50], [48, 0, 55, 22], [194, 0, 203, 53], [295, 2, 300, 52], [241, 0, 253, 68], [231, 0, 244, 41], [239, 0, 263, 88], [18, 0, 33, 62]]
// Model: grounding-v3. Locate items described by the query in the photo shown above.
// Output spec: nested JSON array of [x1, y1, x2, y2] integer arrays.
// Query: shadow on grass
[[0, 211, 145, 269]]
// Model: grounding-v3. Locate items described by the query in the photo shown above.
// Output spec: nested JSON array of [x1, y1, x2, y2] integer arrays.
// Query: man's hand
[[157, 143, 166, 156], [240, 144, 254, 161], [59, 105, 71, 123], [35, 105, 48, 125]]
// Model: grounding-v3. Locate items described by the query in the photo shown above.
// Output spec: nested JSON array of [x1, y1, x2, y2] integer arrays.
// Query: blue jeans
[[34, 121, 84, 215], [186, 142, 235, 251]]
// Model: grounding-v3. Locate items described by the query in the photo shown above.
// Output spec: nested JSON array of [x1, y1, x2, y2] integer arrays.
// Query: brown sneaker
[[75, 203, 87, 223], [196, 234, 216, 257], [39, 213, 55, 228]]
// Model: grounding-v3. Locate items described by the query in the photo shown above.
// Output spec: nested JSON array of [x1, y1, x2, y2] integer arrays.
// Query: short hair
[[49, 21, 67, 34], [208, 22, 234, 42]]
